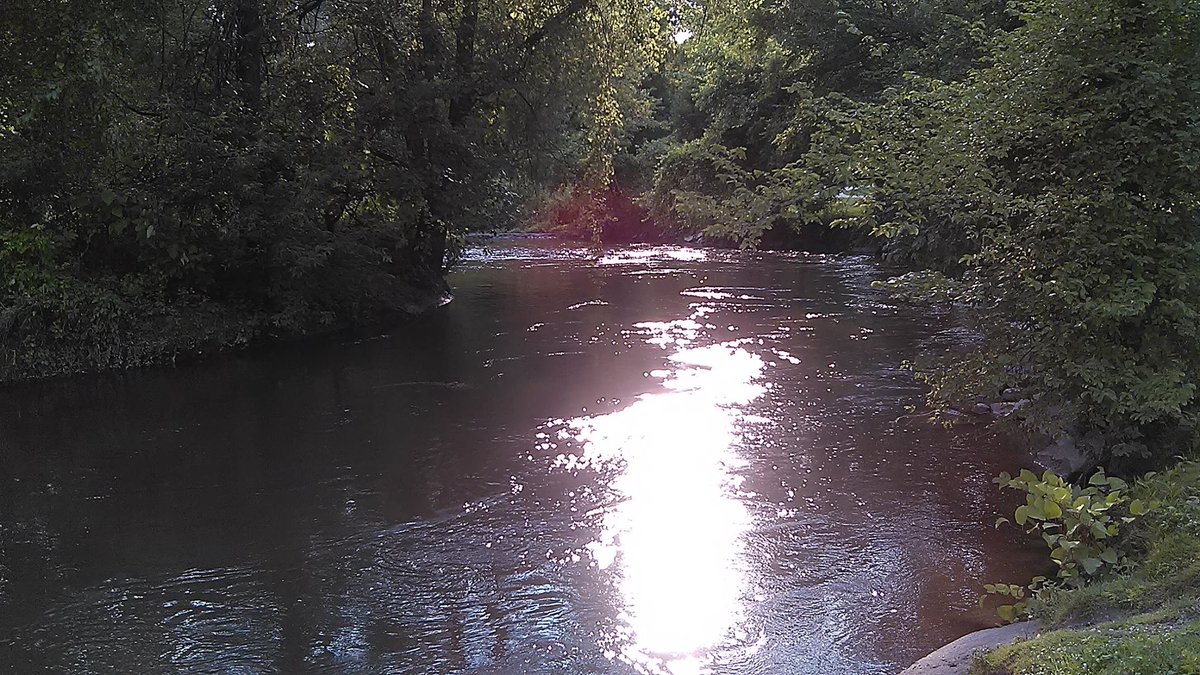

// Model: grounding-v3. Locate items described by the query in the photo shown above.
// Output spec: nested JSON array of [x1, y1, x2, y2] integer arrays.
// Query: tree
[[642, 0, 993, 247], [856, 0, 1200, 469], [0, 0, 667, 380]]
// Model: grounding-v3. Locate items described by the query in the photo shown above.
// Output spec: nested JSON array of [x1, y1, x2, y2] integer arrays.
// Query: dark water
[[0, 238, 1040, 674]]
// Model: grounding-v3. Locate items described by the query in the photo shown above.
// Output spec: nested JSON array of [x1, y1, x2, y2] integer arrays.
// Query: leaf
[[1129, 499, 1146, 516], [1014, 505, 1029, 526], [1043, 501, 1063, 519], [1080, 557, 1102, 575]]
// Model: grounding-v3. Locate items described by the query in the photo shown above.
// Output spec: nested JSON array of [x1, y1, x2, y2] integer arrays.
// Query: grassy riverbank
[[974, 461, 1200, 675]]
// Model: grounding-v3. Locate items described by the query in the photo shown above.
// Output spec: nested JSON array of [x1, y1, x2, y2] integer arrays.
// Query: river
[[0, 237, 1038, 674]]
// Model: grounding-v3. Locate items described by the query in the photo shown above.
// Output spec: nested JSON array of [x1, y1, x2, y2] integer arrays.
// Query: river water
[[0, 237, 1038, 674]]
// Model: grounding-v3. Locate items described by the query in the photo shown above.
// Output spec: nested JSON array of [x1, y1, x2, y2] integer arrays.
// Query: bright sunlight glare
[[567, 341, 765, 673]]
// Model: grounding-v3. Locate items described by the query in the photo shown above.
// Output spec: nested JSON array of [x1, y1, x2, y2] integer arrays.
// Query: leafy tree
[[855, 0, 1200, 469], [642, 0, 993, 247], [0, 0, 667, 379]]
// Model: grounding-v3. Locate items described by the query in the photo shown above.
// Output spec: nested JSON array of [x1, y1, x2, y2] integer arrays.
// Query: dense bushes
[[856, 0, 1200, 469]]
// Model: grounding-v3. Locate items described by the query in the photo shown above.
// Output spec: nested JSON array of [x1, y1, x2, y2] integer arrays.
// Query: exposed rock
[[1036, 437, 1090, 476], [989, 400, 1027, 417], [972, 402, 993, 415], [1001, 387, 1022, 402], [899, 622, 1041, 674], [989, 402, 1011, 416], [934, 408, 984, 425]]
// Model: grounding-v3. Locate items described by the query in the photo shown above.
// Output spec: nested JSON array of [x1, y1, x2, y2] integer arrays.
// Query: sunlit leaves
[[996, 468, 1159, 588]]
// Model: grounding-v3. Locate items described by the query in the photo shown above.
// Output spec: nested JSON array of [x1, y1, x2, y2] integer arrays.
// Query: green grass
[[975, 621, 1200, 675], [973, 461, 1200, 675]]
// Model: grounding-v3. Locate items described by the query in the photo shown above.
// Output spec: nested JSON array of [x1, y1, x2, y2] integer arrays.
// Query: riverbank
[[0, 278, 450, 384], [975, 460, 1200, 674], [903, 461, 1200, 675]]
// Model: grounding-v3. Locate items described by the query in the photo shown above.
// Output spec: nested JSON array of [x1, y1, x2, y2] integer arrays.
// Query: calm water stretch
[[0, 237, 1039, 674]]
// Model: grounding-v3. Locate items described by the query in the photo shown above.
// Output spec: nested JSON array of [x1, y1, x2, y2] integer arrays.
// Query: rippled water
[[0, 237, 1039, 674]]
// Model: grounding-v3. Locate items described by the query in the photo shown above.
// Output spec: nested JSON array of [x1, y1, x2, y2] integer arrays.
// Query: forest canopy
[[0, 0, 668, 378]]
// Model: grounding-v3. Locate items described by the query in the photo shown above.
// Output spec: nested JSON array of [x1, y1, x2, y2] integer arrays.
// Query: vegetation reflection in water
[[554, 315, 768, 674]]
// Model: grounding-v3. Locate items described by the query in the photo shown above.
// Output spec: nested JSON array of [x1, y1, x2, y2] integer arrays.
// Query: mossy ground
[[973, 462, 1200, 675]]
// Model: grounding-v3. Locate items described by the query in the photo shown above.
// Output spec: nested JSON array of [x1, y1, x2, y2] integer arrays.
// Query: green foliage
[[979, 458, 1195, 648], [0, 229, 61, 296], [983, 467, 1158, 624], [638, 0, 995, 247], [526, 184, 609, 241], [996, 468, 1155, 588], [855, 0, 1200, 468], [1030, 461, 1200, 627], [870, 270, 958, 304], [982, 582, 1035, 623], [0, 0, 667, 380], [647, 139, 819, 246]]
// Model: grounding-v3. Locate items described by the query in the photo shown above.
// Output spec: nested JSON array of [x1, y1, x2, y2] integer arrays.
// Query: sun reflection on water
[[559, 332, 766, 673]]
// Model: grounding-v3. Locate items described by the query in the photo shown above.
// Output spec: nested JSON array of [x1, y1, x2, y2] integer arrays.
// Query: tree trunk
[[409, 0, 448, 273], [235, 0, 264, 110], [449, 0, 478, 126]]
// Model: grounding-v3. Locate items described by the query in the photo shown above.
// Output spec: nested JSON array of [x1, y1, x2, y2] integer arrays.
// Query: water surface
[[0, 237, 1039, 674]]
